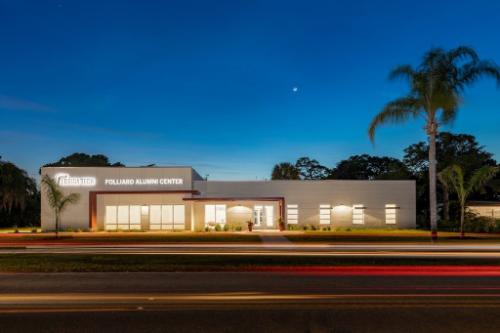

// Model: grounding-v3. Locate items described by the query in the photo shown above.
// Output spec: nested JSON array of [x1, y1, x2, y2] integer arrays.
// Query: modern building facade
[[468, 201, 500, 221], [40, 167, 416, 231]]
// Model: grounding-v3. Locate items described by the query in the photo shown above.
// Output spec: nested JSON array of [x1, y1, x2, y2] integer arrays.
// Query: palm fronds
[[368, 97, 421, 142]]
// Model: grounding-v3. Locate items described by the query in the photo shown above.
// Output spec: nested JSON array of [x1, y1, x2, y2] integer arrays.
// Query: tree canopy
[[403, 132, 496, 177], [0, 157, 39, 227], [41, 153, 125, 172], [271, 162, 300, 180], [329, 154, 411, 180], [295, 157, 329, 180]]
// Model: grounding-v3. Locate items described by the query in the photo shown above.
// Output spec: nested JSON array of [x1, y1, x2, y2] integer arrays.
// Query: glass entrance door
[[253, 205, 274, 229]]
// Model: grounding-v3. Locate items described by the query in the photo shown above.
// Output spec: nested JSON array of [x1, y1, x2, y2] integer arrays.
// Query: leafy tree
[[271, 162, 300, 180], [439, 165, 499, 238], [0, 158, 39, 228], [329, 154, 410, 180], [403, 132, 497, 224], [369, 46, 500, 239], [41, 153, 124, 171], [0, 160, 37, 213], [295, 157, 329, 180], [41, 175, 80, 237]]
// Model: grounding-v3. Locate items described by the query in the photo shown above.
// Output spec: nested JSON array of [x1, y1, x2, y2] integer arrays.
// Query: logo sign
[[104, 178, 184, 186], [54, 173, 96, 187]]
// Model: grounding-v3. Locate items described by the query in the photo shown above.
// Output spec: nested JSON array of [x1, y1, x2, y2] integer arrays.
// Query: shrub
[[214, 224, 222, 232], [465, 216, 500, 233], [235, 226, 242, 231], [287, 224, 299, 231], [223, 224, 230, 232], [204, 226, 210, 232]]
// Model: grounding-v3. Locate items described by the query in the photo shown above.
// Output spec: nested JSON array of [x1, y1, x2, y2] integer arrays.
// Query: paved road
[[0, 271, 500, 332], [3, 242, 500, 258]]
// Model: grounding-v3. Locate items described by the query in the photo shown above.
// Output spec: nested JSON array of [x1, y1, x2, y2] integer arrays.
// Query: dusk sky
[[1, 0, 499, 180]]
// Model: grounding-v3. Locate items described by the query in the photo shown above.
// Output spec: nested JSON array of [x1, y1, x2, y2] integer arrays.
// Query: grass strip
[[0, 234, 262, 244], [1, 254, 500, 272]]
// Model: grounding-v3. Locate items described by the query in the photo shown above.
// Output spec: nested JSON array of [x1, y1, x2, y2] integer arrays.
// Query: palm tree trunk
[[460, 204, 465, 239], [442, 183, 450, 223], [428, 128, 438, 241], [55, 214, 59, 239]]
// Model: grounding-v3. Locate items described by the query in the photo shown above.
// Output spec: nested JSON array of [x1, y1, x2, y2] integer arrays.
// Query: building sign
[[104, 178, 184, 186], [55, 173, 97, 187], [53, 173, 184, 187]]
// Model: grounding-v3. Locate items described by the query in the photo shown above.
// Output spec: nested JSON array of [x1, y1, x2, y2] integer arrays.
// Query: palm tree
[[439, 165, 499, 238], [271, 162, 300, 180], [41, 175, 80, 238], [368, 46, 500, 240]]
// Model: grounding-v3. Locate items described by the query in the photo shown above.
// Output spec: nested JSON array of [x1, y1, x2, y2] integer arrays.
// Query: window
[[105, 204, 185, 231], [205, 204, 226, 226], [162, 205, 173, 230], [385, 204, 398, 224], [319, 204, 331, 225], [129, 205, 141, 230], [105, 205, 117, 230], [173, 205, 185, 230], [352, 204, 365, 224], [149, 205, 162, 230], [149, 204, 185, 230], [287, 204, 298, 224], [117, 205, 130, 229]]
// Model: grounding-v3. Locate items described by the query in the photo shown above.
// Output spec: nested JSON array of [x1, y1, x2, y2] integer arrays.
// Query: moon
[[292, 86, 298, 92]]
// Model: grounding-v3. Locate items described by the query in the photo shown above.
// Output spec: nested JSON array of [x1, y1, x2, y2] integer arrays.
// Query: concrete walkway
[[258, 233, 294, 246]]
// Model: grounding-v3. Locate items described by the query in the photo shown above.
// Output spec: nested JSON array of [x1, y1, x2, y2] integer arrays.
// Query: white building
[[40, 166, 416, 231]]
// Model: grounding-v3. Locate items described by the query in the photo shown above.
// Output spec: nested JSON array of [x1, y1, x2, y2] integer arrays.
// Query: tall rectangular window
[[173, 205, 185, 230], [117, 205, 130, 229], [129, 205, 142, 230], [149, 205, 162, 230], [352, 204, 365, 224], [205, 204, 226, 226], [105, 205, 117, 230], [385, 204, 398, 224], [287, 204, 298, 224], [319, 204, 331, 225], [162, 205, 173, 230]]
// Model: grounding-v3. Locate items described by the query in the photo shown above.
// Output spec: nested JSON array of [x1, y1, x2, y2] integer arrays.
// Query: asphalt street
[[0, 272, 500, 332]]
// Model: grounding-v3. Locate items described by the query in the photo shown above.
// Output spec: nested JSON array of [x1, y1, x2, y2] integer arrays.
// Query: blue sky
[[1, 0, 499, 179]]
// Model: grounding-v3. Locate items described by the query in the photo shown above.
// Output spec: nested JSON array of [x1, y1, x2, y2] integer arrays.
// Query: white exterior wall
[[194, 180, 416, 229], [40, 166, 416, 231], [41, 167, 199, 231], [469, 205, 500, 220]]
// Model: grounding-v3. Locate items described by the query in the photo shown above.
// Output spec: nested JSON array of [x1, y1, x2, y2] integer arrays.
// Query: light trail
[[2, 291, 500, 314], [2, 246, 500, 258]]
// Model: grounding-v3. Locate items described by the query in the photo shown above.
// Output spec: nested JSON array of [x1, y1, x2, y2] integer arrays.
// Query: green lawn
[[283, 229, 500, 243], [0, 254, 499, 272], [0, 232, 262, 243]]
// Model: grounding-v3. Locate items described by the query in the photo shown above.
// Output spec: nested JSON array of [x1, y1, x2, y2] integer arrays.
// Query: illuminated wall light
[[332, 204, 352, 212]]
